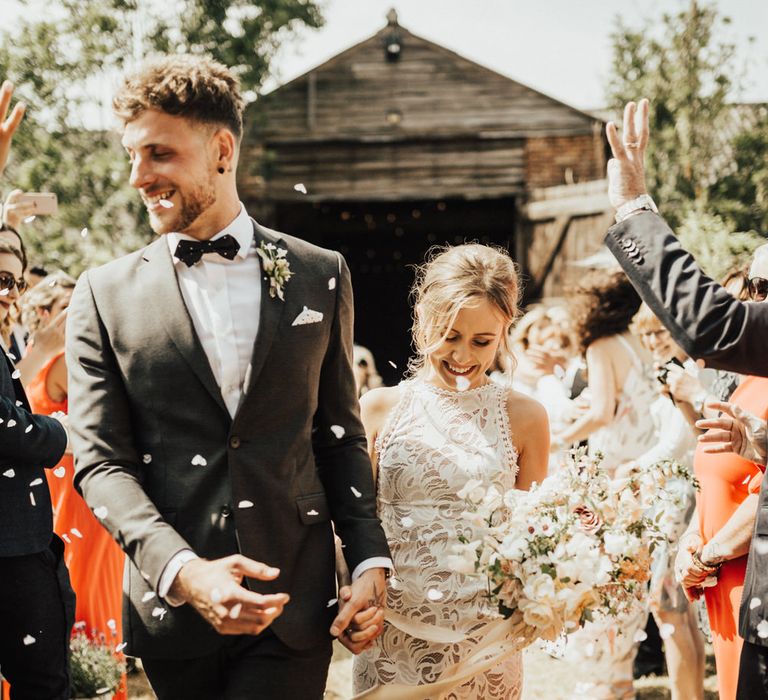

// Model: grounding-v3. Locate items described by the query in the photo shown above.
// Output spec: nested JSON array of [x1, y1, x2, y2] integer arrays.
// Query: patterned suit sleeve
[[311, 254, 392, 572], [605, 211, 768, 376], [66, 271, 193, 593]]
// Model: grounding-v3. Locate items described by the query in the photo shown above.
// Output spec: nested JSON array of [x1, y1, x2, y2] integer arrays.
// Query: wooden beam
[[522, 192, 610, 221]]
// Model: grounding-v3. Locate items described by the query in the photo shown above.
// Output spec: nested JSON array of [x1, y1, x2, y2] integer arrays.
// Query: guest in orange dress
[[675, 375, 768, 700], [21, 272, 126, 700]]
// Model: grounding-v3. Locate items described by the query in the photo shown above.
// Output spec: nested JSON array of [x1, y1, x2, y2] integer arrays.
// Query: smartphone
[[18, 193, 58, 216]]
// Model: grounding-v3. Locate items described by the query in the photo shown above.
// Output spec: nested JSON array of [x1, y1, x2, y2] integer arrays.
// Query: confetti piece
[[53, 466, 66, 478], [238, 500, 254, 509], [23, 215, 36, 224], [350, 486, 362, 498], [14, 400, 20, 405], [93, 506, 108, 519], [143, 454, 152, 464], [11, 370, 20, 379], [80, 227, 89, 238], [388, 360, 397, 369], [151, 607, 167, 620], [0, 289, 7, 296], [401, 516, 414, 527], [29, 492, 36, 506], [293, 183, 307, 194], [3, 469, 14, 478], [455, 376, 471, 391], [328, 278, 336, 290], [330, 425, 346, 439], [107, 619, 117, 631], [633, 629, 648, 642], [327, 598, 338, 608], [191, 454, 207, 466], [62, 534, 71, 543], [23, 634, 35, 645], [659, 623, 675, 640], [141, 570, 150, 581], [7, 354, 15, 361], [229, 603, 242, 619], [115, 642, 127, 653], [751, 598, 762, 610], [758, 620, 768, 639], [427, 589, 443, 601], [210, 588, 222, 604], [29, 478, 43, 487], [71, 528, 83, 538], [744, 475, 751, 485], [7, 420, 16, 428], [159, 199, 174, 209], [306, 509, 319, 516], [96, 687, 111, 695], [141, 591, 155, 603]]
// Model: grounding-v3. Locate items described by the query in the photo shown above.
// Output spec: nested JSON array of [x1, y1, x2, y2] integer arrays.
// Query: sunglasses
[[0, 271, 27, 294], [748, 277, 768, 302]]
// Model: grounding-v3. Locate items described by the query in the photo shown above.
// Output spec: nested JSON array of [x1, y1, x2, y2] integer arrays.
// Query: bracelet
[[691, 548, 720, 574]]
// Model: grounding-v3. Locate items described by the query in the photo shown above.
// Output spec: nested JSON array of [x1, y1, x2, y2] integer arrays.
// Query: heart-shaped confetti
[[151, 606, 167, 620], [350, 486, 362, 498], [93, 506, 108, 519], [53, 466, 66, 478], [141, 591, 156, 603], [71, 528, 83, 539], [6, 419, 16, 428], [306, 509, 319, 516], [107, 618, 117, 631], [330, 425, 346, 439], [758, 620, 768, 639], [3, 469, 15, 478], [427, 589, 443, 601], [229, 603, 242, 619], [751, 597, 762, 610], [22, 634, 36, 645], [143, 454, 152, 464], [633, 629, 648, 642], [191, 454, 207, 466], [659, 623, 676, 640], [11, 369, 20, 380], [328, 278, 336, 290], [293, 183, 307, 194]]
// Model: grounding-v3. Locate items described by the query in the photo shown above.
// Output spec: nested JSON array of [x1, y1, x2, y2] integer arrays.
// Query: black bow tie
[[174, 234, 240, 267]]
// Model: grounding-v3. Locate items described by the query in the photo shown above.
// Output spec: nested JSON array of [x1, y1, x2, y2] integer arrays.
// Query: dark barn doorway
[[274, 197, 516, 386]]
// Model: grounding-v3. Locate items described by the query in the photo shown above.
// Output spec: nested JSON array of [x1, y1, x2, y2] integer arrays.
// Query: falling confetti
[[401, 516, 414, 527], [427, 589, 444, 601], [71, 528, 83, 539], [107, 619, 117, 631], [29, 492, 36, 506], [293, 183, 307, 194], [159, 199, 174, 209], [115, 642, 127, 653], [93, 506, 108, 519], [758, 620, 768, 639], [633, 629, 648, 643], [80, 227, 89, 238], [330, 425, 346, 439], [29, 478, 43, 487], [328, 278, 336, 290], [0, 289, 7, 296], [151, 607, 167, 620], [229, 603, 242, 619], [191, 454, 207, 466], [62, 534, 71, 543], [140, 570, 150, 581], [326, 598, 338, 608], [744, 475, 751, 485], [6, 419, 16, 427], [306, 509, 319, 516], [751, 598, 762, 610], [141, 591, 155, 603], [22, 634, 36, 645], [143, 454, 152, 464], [350, 486, 362, 498], [388, 360, 397, 369], [455, 376, 471, 392], [96, 687, 111, 696], [25, 424, 33, 433], [53, 466, 66, 478], [11, 369, 20, 379], [23, 215, 36, 224], [659, 623, 675, 640], [238, 500, 254, 509], [3, 469, 14, 478], [210, 588, 223, 604]]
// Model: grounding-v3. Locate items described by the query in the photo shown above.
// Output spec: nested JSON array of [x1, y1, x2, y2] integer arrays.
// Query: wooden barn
[[240, 10, 613, 382]]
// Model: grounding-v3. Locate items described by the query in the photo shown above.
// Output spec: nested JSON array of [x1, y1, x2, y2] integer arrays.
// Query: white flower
[[603, 531, 630, 557], [522, 573, 556, 602], [518, 597, 557, 632], [457, 479, 486, 504]]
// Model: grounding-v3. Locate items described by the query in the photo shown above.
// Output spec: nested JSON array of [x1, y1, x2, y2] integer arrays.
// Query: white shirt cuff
[[351, 557, 394, 582], [158, 549, 199, 606]]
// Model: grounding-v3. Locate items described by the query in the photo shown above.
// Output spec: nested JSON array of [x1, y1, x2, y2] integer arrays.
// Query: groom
[[66, 55, 391, 699]]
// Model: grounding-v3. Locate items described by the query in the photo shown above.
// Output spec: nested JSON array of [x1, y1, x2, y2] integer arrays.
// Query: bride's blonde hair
[[408, 243, 521, 377]]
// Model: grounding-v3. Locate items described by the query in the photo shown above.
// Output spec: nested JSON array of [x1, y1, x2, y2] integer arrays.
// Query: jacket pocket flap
[[296, 493, 330, 524]]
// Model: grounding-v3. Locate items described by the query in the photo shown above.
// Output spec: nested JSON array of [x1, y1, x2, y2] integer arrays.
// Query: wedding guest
[[553, 270, 658, 700], [353, 344, 383, 397], [21, 272, 128, 699], [632, 304, 705, 700], [354, 244, 549, 698]]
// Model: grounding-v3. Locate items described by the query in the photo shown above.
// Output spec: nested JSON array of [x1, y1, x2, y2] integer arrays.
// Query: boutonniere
[[256, 241, 293, 300]]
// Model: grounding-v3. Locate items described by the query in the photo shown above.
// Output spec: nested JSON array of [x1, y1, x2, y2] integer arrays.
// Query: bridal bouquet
[[449, 449, 697, 643]]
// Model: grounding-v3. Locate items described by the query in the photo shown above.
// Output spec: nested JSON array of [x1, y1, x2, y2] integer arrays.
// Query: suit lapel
[[235, 221, 287, 417], [140, 238, 229, 417]]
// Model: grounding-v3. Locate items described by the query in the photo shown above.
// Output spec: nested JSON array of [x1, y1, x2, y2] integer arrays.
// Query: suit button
[[621, 238, 634, 250], [220, 504, 232, 518], [229, 436, 241, 449]]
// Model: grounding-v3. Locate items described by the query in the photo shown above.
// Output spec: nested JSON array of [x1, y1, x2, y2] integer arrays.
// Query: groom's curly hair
[[113, 54, 244, 140]]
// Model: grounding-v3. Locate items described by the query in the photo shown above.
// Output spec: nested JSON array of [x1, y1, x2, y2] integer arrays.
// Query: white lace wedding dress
[[353, 379, 523, 699]]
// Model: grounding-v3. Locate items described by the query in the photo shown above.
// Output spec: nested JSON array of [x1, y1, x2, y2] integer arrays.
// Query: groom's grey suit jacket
[[604, 211, 768, 646], [66, 221, 390, 659]]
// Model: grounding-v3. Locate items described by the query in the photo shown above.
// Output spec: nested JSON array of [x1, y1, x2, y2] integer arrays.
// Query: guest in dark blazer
[[603, 98, 768, 700]]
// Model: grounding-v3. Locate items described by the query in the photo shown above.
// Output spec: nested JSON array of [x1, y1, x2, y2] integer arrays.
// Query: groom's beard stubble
[[150, 174, 218, 236]]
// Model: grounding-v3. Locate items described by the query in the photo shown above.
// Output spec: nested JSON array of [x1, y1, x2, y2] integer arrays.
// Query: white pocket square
[[292, 306, 324, 326]]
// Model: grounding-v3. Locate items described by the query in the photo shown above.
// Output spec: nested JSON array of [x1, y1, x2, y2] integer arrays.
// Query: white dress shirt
[[158, 204, 391, 602]]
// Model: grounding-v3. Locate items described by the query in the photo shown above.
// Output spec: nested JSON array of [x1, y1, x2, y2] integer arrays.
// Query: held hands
[[330, 567, 387, 654], [674, 533, 711, 601], [605, 99, 650, 210], [0, 81, 25, 178], [696, 401, 768, 464], [171, 555, 290, 635]]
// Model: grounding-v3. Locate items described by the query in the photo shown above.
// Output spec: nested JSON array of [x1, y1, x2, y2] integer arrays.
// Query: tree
[[0, 0, 323, 275]]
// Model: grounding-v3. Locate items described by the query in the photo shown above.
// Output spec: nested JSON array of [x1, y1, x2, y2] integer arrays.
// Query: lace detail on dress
[[354, 378, 523, 699]]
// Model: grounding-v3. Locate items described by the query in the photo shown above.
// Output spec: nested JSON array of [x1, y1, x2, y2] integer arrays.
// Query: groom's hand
[[330, 568, 386, 654], [171, 554, 290, 635], [606, 99, 650, 210]]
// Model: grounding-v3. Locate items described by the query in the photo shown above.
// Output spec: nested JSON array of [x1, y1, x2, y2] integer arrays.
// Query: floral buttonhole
[[256, 241, 292, 301]]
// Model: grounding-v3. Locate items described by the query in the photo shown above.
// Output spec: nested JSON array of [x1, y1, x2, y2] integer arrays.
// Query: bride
[[353, 244, 549, 698]]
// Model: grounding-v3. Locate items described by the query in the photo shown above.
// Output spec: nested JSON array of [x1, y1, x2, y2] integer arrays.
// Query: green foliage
[[69, 632, 125, 698], [676, 208, 764, 281], [0, 0, 323, 275]]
